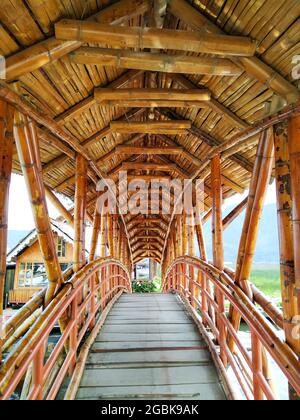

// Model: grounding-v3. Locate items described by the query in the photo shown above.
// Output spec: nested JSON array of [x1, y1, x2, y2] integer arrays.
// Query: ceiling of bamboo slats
[[2, 0, 299, 261]]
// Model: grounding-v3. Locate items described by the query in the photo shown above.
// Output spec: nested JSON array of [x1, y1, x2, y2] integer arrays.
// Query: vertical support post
[[251, 331, 264, 400], [73, 155, 87, 273], [89, 206, 101, 262], [14, 111, 63, 306], [274, 122, 299, 353], [287, 115, 300, 400], [211, 155, 227, 366], [0, 101, 14, 363], [229, 130, 274, 346], [288, 115, 300, 326]]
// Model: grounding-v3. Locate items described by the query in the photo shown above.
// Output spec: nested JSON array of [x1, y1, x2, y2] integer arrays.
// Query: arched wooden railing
[[162, 256, 300, 401], [0, 258, 131, 401]]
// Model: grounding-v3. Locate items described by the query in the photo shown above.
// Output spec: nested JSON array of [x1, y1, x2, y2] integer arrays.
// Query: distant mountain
[[7, 230, 30, 252], [203, 203, 279, 265]]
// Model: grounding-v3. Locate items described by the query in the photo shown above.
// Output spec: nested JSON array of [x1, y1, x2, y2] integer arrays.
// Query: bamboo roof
[[1, 0, 300, 262]]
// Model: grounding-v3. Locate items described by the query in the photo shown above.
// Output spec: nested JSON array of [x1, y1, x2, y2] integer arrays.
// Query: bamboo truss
[[168, 0, 300, 103], [14, 112, 64, 306], [73, 155, 87, 273], [71, 48, 243, 76], [55, 20, 256, 56], [0, 101, 14, 362], [5, 0, 150, 81]]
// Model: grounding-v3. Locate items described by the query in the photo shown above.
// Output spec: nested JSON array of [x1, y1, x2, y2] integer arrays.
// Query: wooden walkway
[[76, 293, 226, 400]]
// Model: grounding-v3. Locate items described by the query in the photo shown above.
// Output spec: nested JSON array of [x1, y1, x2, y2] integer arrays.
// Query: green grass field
[[250, 264, 282, 305]]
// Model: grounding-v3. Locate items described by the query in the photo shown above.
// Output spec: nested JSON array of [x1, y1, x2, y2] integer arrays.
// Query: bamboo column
[[288, 115, 300, 400], [89, 206, 101, 262], [274, 122, 299, 355], [73, 155, 87, 273], [0, 101, 14, 363], [14, 112, 64, 306], [288, 115, 300, 338], [45, 187, 74, 226], [229, 130, 274, 347], [211, 155, 227, 365], [100, 211, 107, 258]]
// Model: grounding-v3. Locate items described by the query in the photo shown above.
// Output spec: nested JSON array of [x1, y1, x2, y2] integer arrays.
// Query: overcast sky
[[7, 174, 277, 231]]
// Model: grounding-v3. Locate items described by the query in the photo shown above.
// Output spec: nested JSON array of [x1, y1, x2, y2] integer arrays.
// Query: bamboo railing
[[162, 257, 300, 401], [0, 258, 131, 401]]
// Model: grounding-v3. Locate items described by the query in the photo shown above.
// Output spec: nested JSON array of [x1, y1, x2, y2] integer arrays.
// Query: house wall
[[9, 233, 73, 305]]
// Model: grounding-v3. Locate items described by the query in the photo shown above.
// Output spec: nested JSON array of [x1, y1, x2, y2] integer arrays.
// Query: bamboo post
[[288, 115, 300, 332], [251, 331, 264, 400], [0, 101, 14, 364], [45, 187, 74, 226], [274, 122, 299, 355], [89, 206, 101, 262], [73, 155, 87, 273], [211, 155, 227, 366], [14, 112, 64, 306], [229, 130, 274, 348]]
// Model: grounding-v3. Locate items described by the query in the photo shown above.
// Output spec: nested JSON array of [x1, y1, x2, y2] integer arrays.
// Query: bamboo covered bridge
[[0, 0, 300, 401]]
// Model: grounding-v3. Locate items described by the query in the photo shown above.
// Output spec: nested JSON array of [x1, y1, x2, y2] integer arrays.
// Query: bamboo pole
[[168, 0, 300, 103], [0, 101, 14, 364], [73, 155, 87, 273], [71, 47, 242, 76], [229, 130, 274, 347], [45, 187, 74, 226], [5, 0, 150, 81], [14, 112, 64, 306], [288, 115, 300, 313], [89, 207, 101, 263], [211, 155, 227, 365], [274, 123, 299, 353], [56, 20, 256, 56]]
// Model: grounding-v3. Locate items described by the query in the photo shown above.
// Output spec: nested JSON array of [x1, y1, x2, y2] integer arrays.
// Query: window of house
[[58, 238, 66, 258], [18, 263, 47, 288]]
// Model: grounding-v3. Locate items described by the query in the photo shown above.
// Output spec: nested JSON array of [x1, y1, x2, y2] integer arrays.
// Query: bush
[[132, 278, 161, 293]]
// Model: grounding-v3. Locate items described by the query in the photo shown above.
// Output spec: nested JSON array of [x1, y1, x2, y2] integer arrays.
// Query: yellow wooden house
[[7, 221, 74, 305]]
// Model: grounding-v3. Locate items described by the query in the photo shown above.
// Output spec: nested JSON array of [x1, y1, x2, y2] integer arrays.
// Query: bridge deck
[[75, 293, 226, 400]]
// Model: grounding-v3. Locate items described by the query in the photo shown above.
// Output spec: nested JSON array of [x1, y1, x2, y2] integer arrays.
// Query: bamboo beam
[[110, 120, 191, 134], [56, 71, 143, 126], [56, 20, 256, 57], [169, 73, 249, 130], [168, 0, 300, 103], [274, 122, 300, 363], [0, 101, 13, 363], [95, 100, 208, 108], [45, 187, 74, 226], [14, 113, 64, 306], [44, 106, 144, 175], [73, 155, 87, 273], [158, 108, 254, 173], [0, 80, 106, 181], [5, 0, 150, 81], [116, 145, 183, 155], [222, 197, 248, 230], [95, 88, 211, 102], [288, 115, 300, 349], [121, 162, 184, 173], [71, 48, 243, 76]]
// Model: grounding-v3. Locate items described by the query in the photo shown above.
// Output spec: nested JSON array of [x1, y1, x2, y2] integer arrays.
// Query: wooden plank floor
[[76, 294, 226, 400]]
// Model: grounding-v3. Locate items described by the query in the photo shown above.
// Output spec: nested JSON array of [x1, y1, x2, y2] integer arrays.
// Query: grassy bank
[[250, 264, 281, 305]]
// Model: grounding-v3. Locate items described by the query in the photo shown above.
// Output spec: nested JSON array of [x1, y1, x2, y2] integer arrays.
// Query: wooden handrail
[[163, 256, 300, 400], [0, 258, 131, 400]]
